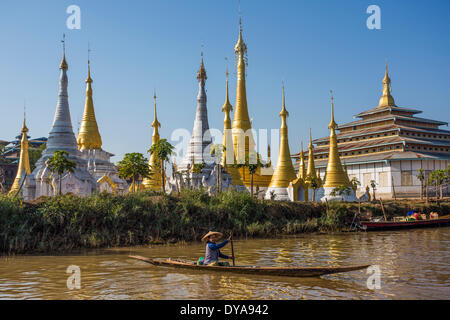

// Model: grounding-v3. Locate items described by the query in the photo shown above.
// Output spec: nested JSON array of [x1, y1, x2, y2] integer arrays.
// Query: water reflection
[[0, 227, 449, 300]]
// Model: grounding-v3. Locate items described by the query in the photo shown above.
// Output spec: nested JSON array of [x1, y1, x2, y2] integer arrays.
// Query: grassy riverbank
[[1, 190, 449, 254]]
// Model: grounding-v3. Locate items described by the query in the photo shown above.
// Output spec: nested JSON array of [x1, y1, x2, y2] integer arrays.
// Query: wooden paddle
[[230, 232, 235, 266]]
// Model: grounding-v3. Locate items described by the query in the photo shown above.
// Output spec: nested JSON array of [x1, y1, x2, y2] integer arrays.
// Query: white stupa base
[[265, 186, 291, 201], [320, 187, 358, 202]]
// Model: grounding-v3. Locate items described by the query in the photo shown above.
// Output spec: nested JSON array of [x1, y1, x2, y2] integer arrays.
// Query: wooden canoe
[[361, 215, 450, 231], [130, 255, 370, 278]]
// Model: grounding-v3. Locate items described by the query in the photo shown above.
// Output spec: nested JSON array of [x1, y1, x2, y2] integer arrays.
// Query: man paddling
[[201, 231, 233, 266]]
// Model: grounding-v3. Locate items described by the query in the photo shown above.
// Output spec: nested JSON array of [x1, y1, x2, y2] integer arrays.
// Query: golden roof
[[77, 62, 103, 151], [378, 63, 396, 107]]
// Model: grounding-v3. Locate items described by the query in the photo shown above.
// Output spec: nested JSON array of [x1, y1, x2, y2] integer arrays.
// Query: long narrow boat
[[130, 256, 370, 278], [361, 215, 450, 231]]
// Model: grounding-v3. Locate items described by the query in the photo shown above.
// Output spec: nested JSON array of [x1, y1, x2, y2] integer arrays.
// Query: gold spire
[[60, 34, 68, 70], [378, 62, 396, 107], [77, 59, 102, 151], [142, 90, 162, 190], [306, 128, 317, 179], [197, 51, 207, 81], [232, 13, 253, 157], [9, 114, 31, 196], [298, 141, 306, 179], [323, 92, 351, 188], [222, 60, 233, 167], [269, 84, 296, 188]]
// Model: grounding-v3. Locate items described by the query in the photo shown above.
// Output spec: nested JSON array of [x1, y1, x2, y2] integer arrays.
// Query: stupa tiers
[[293, 64, 450, 199], [24, 46, 96, 200], [227, 18, 273, 189], [265, 86, 298, 200], [141, 92, 163, 191], [179, 54, 213, 171], [168, 56, 232, 192], [77, 60, 127, 194], [8, 116, 31, 196]]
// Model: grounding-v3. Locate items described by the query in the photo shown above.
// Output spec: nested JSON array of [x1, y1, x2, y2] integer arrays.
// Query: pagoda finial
[[60, 34, 68, 70], [197, 45, 207, 81], [280, 81, 289, 119], [9, 113, 31, 195], [152, 89, 161, 130], [328, 90, 337, 129], [378, 61, 396, 107]]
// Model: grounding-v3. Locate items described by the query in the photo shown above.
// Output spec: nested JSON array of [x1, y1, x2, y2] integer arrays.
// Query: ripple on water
[[1, 227, 449, 299]]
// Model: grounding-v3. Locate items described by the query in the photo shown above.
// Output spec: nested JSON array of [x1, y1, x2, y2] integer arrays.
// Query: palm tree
[[46, 150, 76, 195], [309, 176, 321, 202], [117, 152, 150, 192], [350, 177, 361, 194], [417, 168, 425, 200], [370, 180, 377, 201], [428, 169, 447, 200], [232, 151, 265, 197], [149, 139, 175, 193]]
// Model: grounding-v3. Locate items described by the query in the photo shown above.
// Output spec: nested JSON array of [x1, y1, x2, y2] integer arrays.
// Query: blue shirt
[[204, 240, 229, 265]]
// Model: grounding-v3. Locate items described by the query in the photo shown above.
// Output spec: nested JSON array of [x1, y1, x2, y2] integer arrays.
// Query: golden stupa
[[226, 17, 272, 188], [322, 92, 351, 188], [221, 64, 233, 168], [268, 85, 296, 188], [141, 91, 163, 191], [9, 116, 31, 196], [77, 60, 102, 151]]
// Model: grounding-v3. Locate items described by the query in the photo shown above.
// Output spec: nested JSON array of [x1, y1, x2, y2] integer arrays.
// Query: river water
[[0, 227, 449, 300]]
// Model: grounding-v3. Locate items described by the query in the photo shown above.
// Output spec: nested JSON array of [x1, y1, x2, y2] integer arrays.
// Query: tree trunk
[[59, 175, 62, 196], [251, 173, 254, 197], [420, 181, 424, 200], [436, 181, 439, 200], [161, 159, 165, 193]]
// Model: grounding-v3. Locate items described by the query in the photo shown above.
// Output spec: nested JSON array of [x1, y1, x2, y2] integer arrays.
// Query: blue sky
[[0, 0, 449, 163]]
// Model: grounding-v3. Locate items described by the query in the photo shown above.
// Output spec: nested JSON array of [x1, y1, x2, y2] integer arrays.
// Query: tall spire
[[151, 90, 161, 137], [77, 52, 102, 151], [179, 53, 212, 171], [9, 113, 31, 196], [298, 141, 306, 179], [45, 36, 78, 155], [142, 90, 162, 190], [323, 92, 350, 188], [268, 84, 296, 188], [306, 128, 317, 179], [232, 7, 253, 159], [222, 58, 233, 167], [378, 62, 396, 107]]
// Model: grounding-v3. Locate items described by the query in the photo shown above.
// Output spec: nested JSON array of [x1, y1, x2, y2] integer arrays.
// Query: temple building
[[293, 65, 450, 199], [77, 60, 127, 194], [24, 44, 96, 200], [141, 91, 163, 191], [226, 17, 273, 190], [8, 116, 31, 196]]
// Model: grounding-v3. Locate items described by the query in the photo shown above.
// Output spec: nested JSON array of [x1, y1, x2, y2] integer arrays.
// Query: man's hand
[[228, 235, 233, 241]]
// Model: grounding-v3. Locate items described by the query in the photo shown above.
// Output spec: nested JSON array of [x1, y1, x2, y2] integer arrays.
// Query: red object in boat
[[361, 216, 450, 231]]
